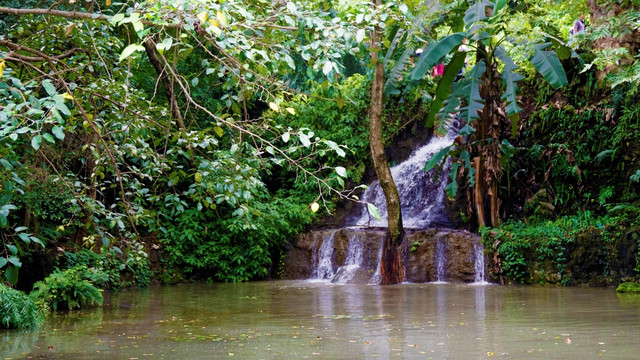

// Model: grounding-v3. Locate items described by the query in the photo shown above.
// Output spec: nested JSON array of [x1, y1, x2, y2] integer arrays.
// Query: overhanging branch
[[0, 6, 180, 28]]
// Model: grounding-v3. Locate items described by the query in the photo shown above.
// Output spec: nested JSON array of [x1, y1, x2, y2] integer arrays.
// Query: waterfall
[[434, 238, 447, 283], [368, 238, 384, 284], [300, 118, 490, 285], [310, 231, 337, 281], [349, 125, 457, 228], [332, 234, 365, 284], [473, 243, 489, 285]]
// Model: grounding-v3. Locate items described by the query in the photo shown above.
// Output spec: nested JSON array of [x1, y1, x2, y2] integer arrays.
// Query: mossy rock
[[616, 282, 640, 293]]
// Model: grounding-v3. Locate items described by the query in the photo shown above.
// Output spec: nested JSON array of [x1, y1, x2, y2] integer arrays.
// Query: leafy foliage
[[60, 248, 151, 289], [31, 266, 103, 310], [0, 283, 45, 329], [483, 205, 640, 285]]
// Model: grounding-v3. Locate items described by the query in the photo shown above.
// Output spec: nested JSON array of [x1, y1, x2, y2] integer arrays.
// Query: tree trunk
[[142, 38, 186, 129], [474, 46, 504, 228], [370, 0, 404, 284], [473, 157, 485, 227]]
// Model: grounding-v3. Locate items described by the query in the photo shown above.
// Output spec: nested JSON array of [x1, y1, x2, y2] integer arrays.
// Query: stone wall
[[281, 227, 484, 284]]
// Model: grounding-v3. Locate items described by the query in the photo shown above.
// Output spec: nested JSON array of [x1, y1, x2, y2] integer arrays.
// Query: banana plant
[[413, 0, 568, 227]]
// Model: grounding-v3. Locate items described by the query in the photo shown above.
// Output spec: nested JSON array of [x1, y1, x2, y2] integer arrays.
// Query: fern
[[0, 284, 45, 329], [595, 149, 616, 164], [31, 266, 103, 310]]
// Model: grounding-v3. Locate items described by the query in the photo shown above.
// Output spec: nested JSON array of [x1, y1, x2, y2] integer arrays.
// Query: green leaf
[[459, 124, 475, 136], [8, 256, 21, 267], [54, 96, 72, 116], [464, 0, 492, 28], [299, 132, 311, 147], [52, 125, 65, 140], [268, 102, 280, 112], [427, 52, 467, 128], [111, 13, 125, 24], [0, 258, 6, 268], [409, 33, 465, 81], [424, 145, 452, 171], [324, 140, 346, 157], [31, 236, 45, 247], [501, 66, 524, 115], [43, 133, 55, 144], [132, 20, 144, 33], [384, 47, 414, 96], [42, 80, 57, 96], [366, 203, 382, 221], [31, 134, 42, 150], [530, 43, 568, 89], [282, 132, 290, 143], [446, 163, 461, 198], [458, 61, 486, 124], [335, 166, 347, 178], [5, 266, 18, 285], [284, 54, 295, 70], [491, 0, 508, 16], [0, 158, 12, 170], [7, 244, 17, 255], [322, 60, 333, 76], [14, 226, 27, 232], [119, 44, 145, 62], [494, 46, 523, 126], [18, 233, 31, 244]]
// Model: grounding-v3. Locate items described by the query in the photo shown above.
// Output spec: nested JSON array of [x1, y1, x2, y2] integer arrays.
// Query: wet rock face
[[564, 230, 638, 286], [281, 227, 484, 284], [280, 231, 317, 280], [405, 229, 481, 283]]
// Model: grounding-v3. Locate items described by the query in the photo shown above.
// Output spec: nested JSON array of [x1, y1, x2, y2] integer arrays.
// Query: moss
[[616, 282, 640, 293]]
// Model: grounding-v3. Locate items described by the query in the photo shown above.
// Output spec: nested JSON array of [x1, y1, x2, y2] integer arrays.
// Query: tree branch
[[5, 47, 89, 63], [142, 38, 185, 129], [0, 6, 180, 28]]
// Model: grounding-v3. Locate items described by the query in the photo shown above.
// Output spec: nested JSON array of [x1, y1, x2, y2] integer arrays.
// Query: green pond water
[[2, 281, 640, 359]]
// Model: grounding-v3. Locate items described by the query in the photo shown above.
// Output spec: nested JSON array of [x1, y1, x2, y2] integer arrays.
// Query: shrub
[[31, 266, 103, 310], [0, 284, 45, 329], [616, 282, 640, 294], [60, 247, 152, 289]]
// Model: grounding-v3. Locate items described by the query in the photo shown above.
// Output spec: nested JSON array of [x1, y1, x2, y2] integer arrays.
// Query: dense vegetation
[[0, 0, 639, 328]]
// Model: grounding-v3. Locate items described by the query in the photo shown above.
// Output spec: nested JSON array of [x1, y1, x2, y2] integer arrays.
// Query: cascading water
[[310, 231, 337, 281], [308, 229, 386, 284], [434, 238, 447, 283], [349, 124, 458, 228], [332, 234, 365, 284], [301, 118, 488, 284], [473, 243, 489, 285]]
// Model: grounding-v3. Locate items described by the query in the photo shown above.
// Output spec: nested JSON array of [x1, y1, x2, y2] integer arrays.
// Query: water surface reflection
[[2, 282, 639, 359]]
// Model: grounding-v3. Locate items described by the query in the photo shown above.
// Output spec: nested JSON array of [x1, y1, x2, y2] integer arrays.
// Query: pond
[[2, 281, 639, 359]]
